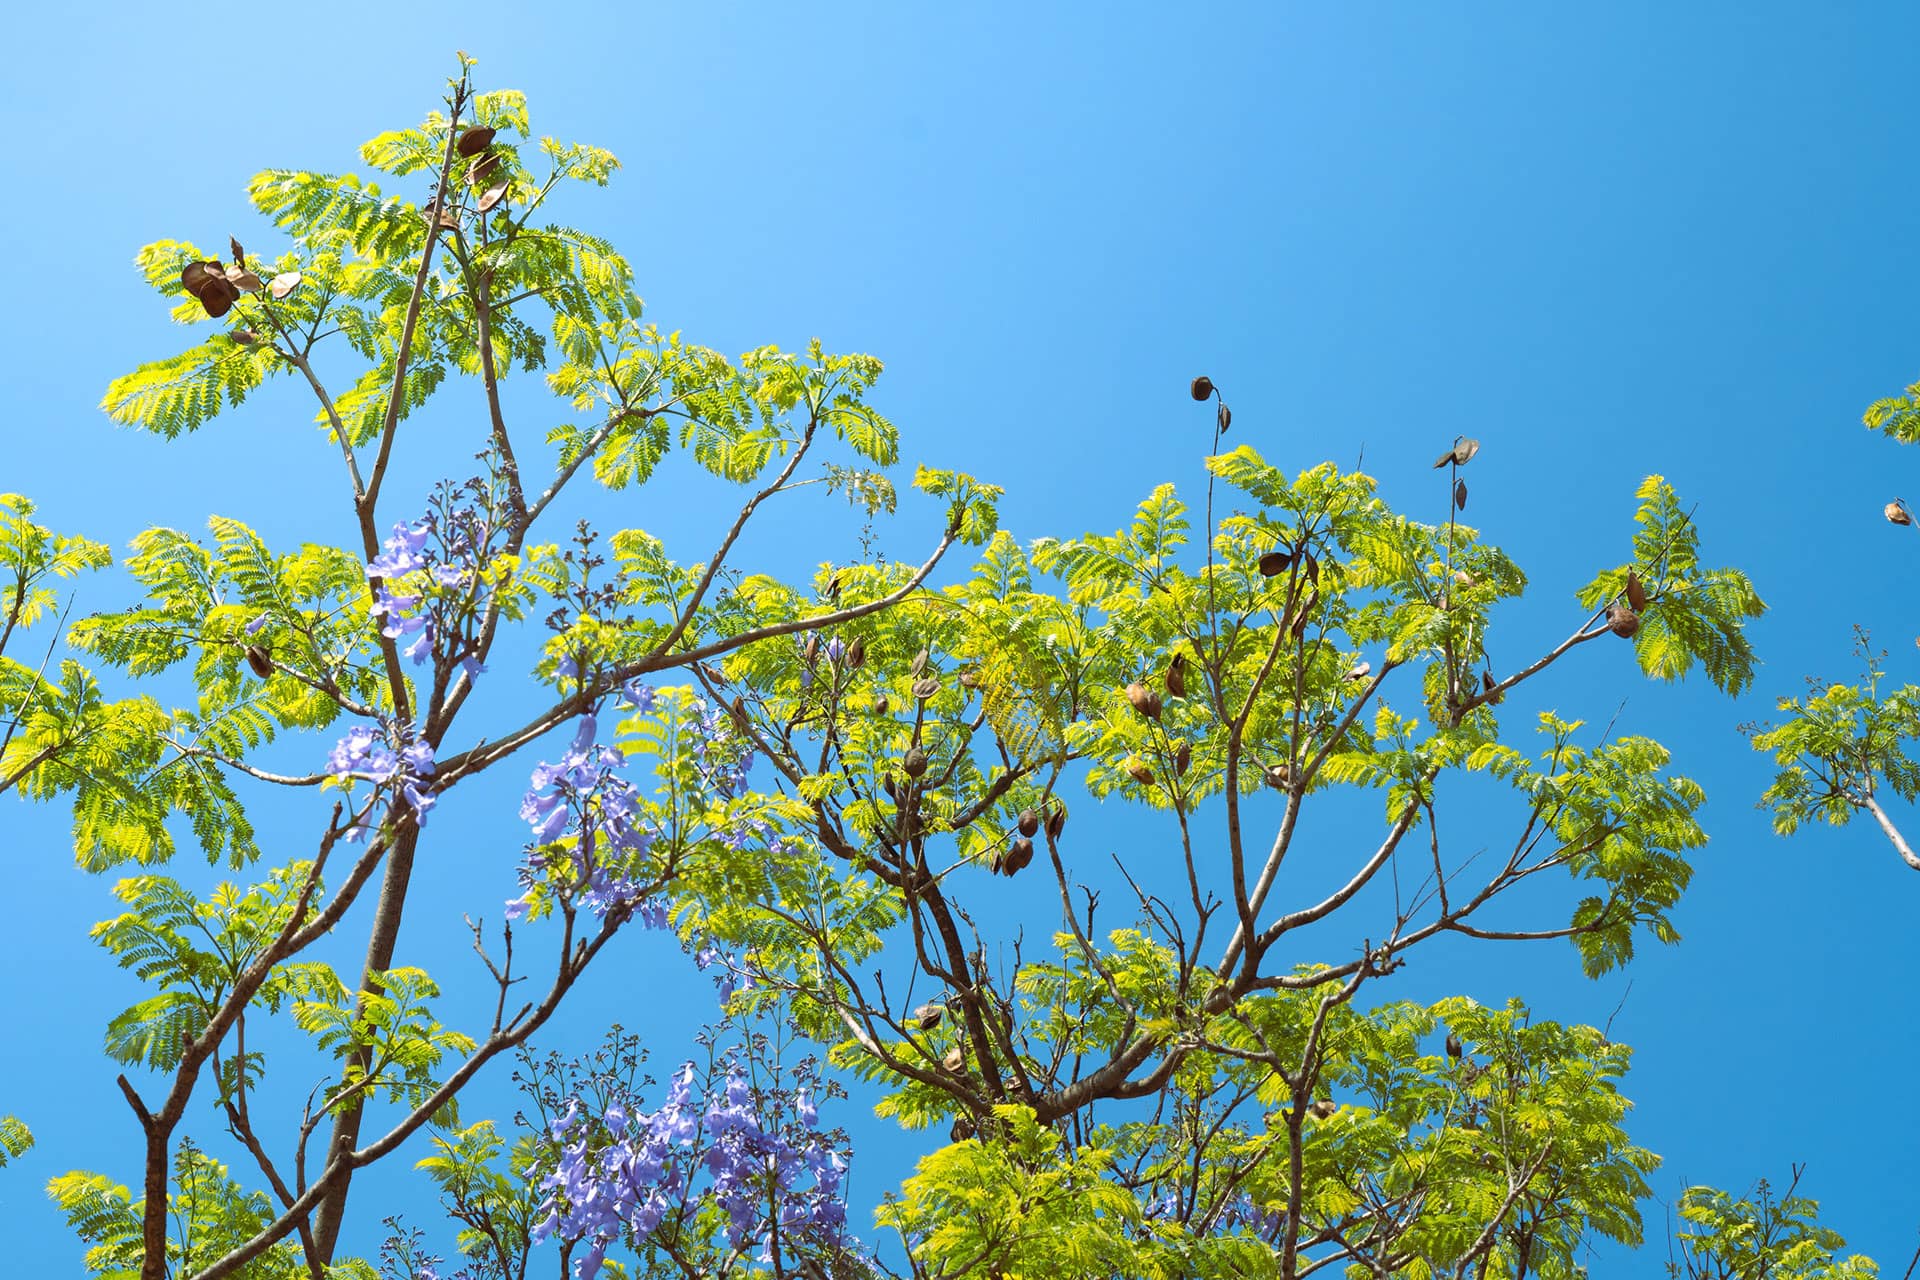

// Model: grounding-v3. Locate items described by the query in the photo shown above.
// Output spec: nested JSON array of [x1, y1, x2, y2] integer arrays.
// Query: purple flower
[[368, 519, 432, 580], [244, 612, 270, 636]]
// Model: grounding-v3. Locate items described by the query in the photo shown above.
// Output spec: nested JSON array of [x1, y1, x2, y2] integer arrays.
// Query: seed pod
[[1453, 479, 1468, 511], [943, 1046, 965, 1072], [1216, 402, 1231, 434], [988, 849, 1004, 875], [433, 204, 462, 232], [1625, 570, 1648, 612], [180, 260, 224, 296], [846, 636, 866, 668], [230, 328, 258, 345], [950, 1116, 976, 1142], [1190, 375, 1215, 401], [223, 265, 264, 292], [913, 676, 941, 701], [1887, 501, 1912, 526], [1265, 762, 1292, 791], [903, 747, 929, 779], [1007, 837, 1035, 873], [872, 694, 891, 715], [468, 152, 501, 185], [1432, 437, 1481, 468], [267, 271, 303, 299], [959, 669, 980, 689], [476, 180, 509, 213], [910, 647, 930, 677], [1045, 805, 1068, 841], [1482, 670, 1503, 705], [729, 694, 750, 732], [456, 124, 496, 156], [1346, 661, 1371, 682], [228, 235, 245, 266], [1301, 554, 1320, 587], [244, 644, 274, 679], [1453, 569, 1476, 587], [913, 1003, 944, 1031], [1445, 1032, 1463, 1060], [1308, 1098, 1338, 1120], [1017, 808, 1040, 837], [803, 633, 820, 667], [1257, 550, 1290, 577], [1125, 760, 1155, 786], [1174, 740, 1192, 776], [1165, 651, 1187, 699], [1606, 604, 1640, 639], [701, 662, 728, 685], [1125, 681, 1162, 720]]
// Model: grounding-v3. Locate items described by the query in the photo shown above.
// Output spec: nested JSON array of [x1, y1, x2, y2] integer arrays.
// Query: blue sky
[[5, 1, 1919, 1270]]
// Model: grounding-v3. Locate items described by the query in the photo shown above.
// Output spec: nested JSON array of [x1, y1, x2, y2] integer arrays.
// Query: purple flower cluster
[[506, 706, 664, 924], [364, 494, 493, 681], [326, 720, 437, 832], [530, 1059, 851, 1279]]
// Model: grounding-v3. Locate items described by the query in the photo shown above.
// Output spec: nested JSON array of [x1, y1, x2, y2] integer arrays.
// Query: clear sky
[[4, 1, 1919, 1271]]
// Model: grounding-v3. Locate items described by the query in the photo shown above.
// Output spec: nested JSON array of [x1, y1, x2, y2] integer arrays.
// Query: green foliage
[[0, 1114, 31, 1169], [1670, 1175, 1878, 1280], [1863, 375, 1920, 445]]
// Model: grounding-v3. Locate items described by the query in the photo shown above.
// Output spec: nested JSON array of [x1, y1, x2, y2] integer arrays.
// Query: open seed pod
[[729, 694, 750, 732], [959, 669, 980, 689], [1125, 760, 1155, 786], [913, 1003, 944, 1031], [1346, 661, 1371, 682], [223, 264, 264, 292], [1606, 603, 1640, 639], [1445, 1032, 1463, 1060], [1887, 500, 1912, 527], [910, 647, 930, 677], [912, 676, 941, 700], [950, 1116, 976, 1142], [267, 272, 303, 300], [476, 180, 509, 213], [229, 328, 258, 345], [1017, 808, 1040, 837], [1308, 1099, 1339, 1120], [1625, 570, 1648, 612], [244, 644, 274, 679], [1125, 681, 1162, 720], [701, 662, 728, 685], [432, 203, 462, 232], [846, 636, 866, 668], [803, 633, 820, 667], [1432, 437, 1481, 468], [1482, 670, 1503, 705], [1264, 762, 1292, 791], [456, 124, 497, 156], [468, 152, 501, 185], [1174, 740, 1192, 776], [228, 236, 245, 266], [872, 694, 890, 715], [1165, 651, 1187, 699], [943, 1046, 966, 1073], [182, 261, 238, 317], [1190, 375, 1215, 401], [181, 260, 224, 295], [1045, 805, 1068, 841], [1007, 836, 1035, 874], [903, 746, 929, 779], [1257, 550, 1291, 577]]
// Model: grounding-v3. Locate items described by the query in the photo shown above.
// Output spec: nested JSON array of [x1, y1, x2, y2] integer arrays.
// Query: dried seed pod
[[1216, 402, 1232, 434], [913, 1003, 944, 1031], [959, 669, 980, 689], [1886, 501, 1912, 526], [228, 235, 245, 266], [1017, 808, 1040, 837], [729, 694, 750, 732], [903, 747, 929, 779], [803, 633, 820, 667], [1445, 1032, 1463, 1060], [1308, 1098, 1338, 1120], [1257, 550, 1291, 577], [456, 124, 497, 156], [1264, 762, 1292, 791], [1289, 588, 1319, 641], [1174, 740, 1192, 776], [476, 180, 509, 213], [1190, 375, 1215, 401], [1346, 661, 1371, 682], [1301, 553, 1321, 587], [700, 662, 728, 685], [1453, 569, 1476, 586], [1007, 837, 1035, 873], [1606, 604, 1640, 639], [1625, 570, 1648, 612], [910, 647, 930, 676], [1482, 670, 1503, 705], [1453, 479, 1468, 511], [468, 152, 501, 185], [912, 676, 941, 700], [1165, 651, 1187, 699], [950, 1116, 976, 1142], [224, 265, 264, 292], [943, 1046, 966, 1072], [1045, 805, 1068, 840], [988, 849, 1004, 875], [1432, 437, 1481, 468], [267, 271, 303, 299], [1124, 681, 1162, 720], [846, 636, 866, 668], [244, 644, 274, 679], [1125, 760, 1155, 786], [872, 694, 891, 715], [433, 204, 462, 232], [181, 260, 225, 296], [229, 328, 258, 345]]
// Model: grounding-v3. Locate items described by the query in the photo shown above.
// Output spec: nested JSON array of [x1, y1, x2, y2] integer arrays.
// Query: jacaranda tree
[[2, 61, 1881, 1280]]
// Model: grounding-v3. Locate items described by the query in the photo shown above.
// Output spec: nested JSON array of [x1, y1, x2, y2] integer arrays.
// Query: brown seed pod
[[803, 633, 820, 667], [1301, 553, 1320, 587], [181, 260, 225, 296], [1289, 588, 1319, 641], [1216, 402, 1232, 434], [950, 1116, 976, 1142], [476, 180, 509, 213], [1308, 1098, 1338, 1120], [1125, 760, 1155, 786], [1045, 805, 1068, 841], [1165, 651, 1187, 699], [1124, 681, 1162, 720], [1346, 661, 1371, 683], [903, 747, 929, 779], [1265, 763, 1292, 791], [229, 328, 258, 345], [1453, 479, 1468, 511], [196, 275, 238, 318], [1190, 375, 1215, 401], [456, 124, 497, 157], [729, 694, 750, 732], [910, 647, 930, 677], [267, 272, 303, 299], [1432, 437, 1481, 468], [228, 235, 245, 266], [433, 204, 462, 232], [1887, 501, 1912, 526], [872, 694, 891, 715], [1007, 837, 1035, 873], [846, 636, 866, 669], [1445, 1032, 1463, 1060], [1482, 670, 1503, 705], [223, 265, 264, 292], [912, 676, 941, 701], [468, 152, 501, 185], [1606, 604, 1640, 639], [959, 669, 980, 689], [1017, 808, 1040, 837], [700, 662, 728, 685], [1174, 740, 1192, 776], [1257, 550, 1291, 577], [913, 1003, 944, 1031], [1625, 570, 1648, 612], [943, 1046, 966, 1073], [1453, 569, 1476, 587], [244, 644, 274, 679]]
